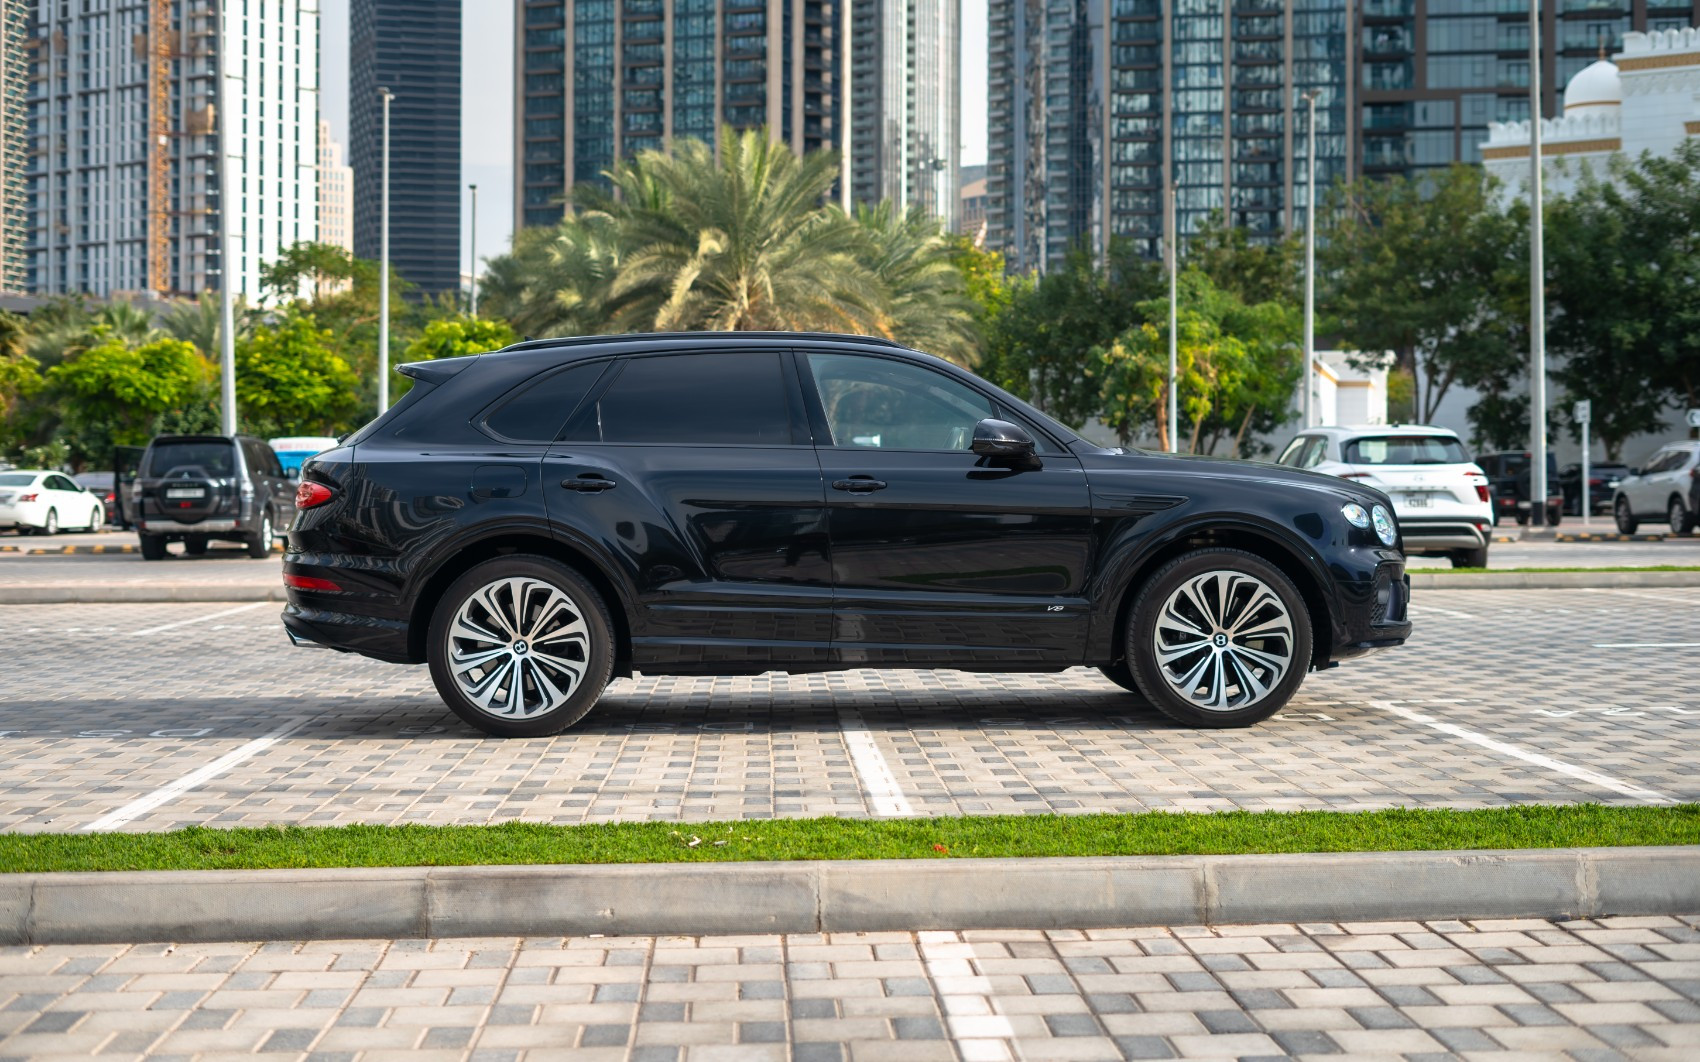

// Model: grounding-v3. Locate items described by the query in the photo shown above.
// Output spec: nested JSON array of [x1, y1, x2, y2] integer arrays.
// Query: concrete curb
[[1408, 570, 1700, 590], [0, 585, 286, 604], [4, 847, 1697, 945]]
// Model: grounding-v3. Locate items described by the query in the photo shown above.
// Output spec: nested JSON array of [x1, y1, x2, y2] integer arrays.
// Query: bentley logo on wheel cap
[[512, 640, 530, 655]]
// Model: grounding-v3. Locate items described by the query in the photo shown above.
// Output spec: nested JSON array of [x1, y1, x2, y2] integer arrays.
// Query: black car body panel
[[283, 334, 1411, 676]]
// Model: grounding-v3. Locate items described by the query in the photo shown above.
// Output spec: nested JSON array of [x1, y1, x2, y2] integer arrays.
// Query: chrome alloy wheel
[[447, 577, 592, 719], [1150, 570, 1295, 712]]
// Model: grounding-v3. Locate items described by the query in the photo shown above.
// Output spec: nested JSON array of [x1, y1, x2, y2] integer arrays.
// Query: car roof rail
[[494, 331, 910, 354]]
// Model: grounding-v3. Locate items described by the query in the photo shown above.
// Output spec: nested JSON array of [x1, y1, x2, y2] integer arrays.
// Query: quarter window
[[805, 353, 995, 451], [572, 352, 793, 445], [486, 361, 609, 442]]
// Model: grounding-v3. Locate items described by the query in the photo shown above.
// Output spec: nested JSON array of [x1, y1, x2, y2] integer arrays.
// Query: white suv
[[1275, 426, 1494, 567]]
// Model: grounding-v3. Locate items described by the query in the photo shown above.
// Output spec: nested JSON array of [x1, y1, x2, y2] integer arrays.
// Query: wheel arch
[[1107, 521, 1334, 671], [406, 531, 634, 672]]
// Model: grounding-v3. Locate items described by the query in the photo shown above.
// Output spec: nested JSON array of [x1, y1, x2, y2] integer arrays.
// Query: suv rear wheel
[[1124, 549, 1312, 729], [1615, 496, 1639, 534], [1450, 547, 1488, 569], [245, 510, 273, 559], [427, 556, 616, 737], [1670, 496, 1695, 536], [139, 534, 167, 560]]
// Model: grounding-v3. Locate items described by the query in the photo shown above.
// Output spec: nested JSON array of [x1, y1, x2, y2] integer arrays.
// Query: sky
[[320, 0, 990, 272]]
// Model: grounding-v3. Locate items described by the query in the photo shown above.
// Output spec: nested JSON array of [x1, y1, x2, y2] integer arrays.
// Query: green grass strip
[[1, 805, 1695, 874]]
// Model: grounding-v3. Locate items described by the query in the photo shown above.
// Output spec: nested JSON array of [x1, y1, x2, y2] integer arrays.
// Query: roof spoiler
[[397, 356, 479, 385]]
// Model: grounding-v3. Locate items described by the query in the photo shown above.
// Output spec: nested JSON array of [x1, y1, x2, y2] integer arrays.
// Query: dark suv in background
[[282, 333, 1412, 736], [133, 434, 294, 559]]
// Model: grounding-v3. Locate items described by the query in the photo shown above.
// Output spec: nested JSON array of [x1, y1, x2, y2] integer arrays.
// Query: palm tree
[[159, 292, 255, 360], [480, 218, 623, 339], [849, 202, 978, 364], [585, 129, 879, 333]]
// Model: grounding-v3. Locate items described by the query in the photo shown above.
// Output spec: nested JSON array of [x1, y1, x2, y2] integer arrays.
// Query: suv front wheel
[[427, 556, 616, 737], [1124, 549, 1313, 729]]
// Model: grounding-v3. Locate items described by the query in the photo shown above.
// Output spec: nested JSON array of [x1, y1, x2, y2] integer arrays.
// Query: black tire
[[1670, 497, 1696, 536], [90, 507, 104, 531], [246, 510, 273, 559], [139, 534, 167, 561], [1615, 496, 1639, 534], [1097, 661, 1152, 704], [1124, 548, 1312, 729], [1450, 547, 1488, 569], [427, 555, 616, 737], [1546, 504, 1562, 527], [42, 509, 57, 536], [184, 536, 210, 556], [1514, 509, 1528, 525]]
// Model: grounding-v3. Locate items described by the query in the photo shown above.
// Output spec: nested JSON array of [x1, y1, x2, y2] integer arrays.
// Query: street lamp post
[[1301, 89, 1320, 431], [468, 183, 478, 316], [1526, 0, 1549, 529], [1167, 184, 1178, 454], [377, 87, 393, 413], [217, 28, 237, 435]]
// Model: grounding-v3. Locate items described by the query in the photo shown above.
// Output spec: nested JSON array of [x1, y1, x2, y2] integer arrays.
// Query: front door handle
[[832, 477, 887, 493], [560, 476, 617, 493]]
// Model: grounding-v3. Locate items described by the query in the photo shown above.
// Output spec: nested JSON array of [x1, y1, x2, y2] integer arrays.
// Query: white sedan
[[0, 470, 108, 535], [1275, 426, 1495, 568]]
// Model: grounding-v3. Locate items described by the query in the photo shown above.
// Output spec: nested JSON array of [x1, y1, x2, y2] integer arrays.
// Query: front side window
[[805, 353, 995, 452], [572, 351, 792, 445], [1275, 436, 1308, 466]]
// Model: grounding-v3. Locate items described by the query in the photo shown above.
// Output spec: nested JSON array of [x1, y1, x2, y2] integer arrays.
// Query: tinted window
[[0, 473, 35, 486], [143, 441, 236, 478], [485, 361, 608, 441], [48, 475, 78, 492], [1343, 435, 1469, 465], [575, 352, 792, 445], [1275, 436, 1309, 466], [806, 353, 994, 451]]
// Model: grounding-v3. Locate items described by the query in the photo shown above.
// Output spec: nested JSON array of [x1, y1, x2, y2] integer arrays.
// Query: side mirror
[[971, 418, 1037, 461]]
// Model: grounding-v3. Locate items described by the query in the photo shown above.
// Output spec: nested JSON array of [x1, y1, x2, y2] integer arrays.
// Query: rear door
[[144, 439, 238, 525], [543, 349, 832, 668]]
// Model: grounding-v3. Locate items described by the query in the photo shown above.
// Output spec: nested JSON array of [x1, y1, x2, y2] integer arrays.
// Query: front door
[[798, 351, 1094, 667], [543, 349, 832, 669]]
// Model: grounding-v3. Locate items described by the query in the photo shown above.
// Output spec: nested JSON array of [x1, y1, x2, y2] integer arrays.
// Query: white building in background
[[26, 0, 319, 300], [1310, 352, 1390, 430], [316, 121, 353, 256], [1481, 26, 1700, 202]]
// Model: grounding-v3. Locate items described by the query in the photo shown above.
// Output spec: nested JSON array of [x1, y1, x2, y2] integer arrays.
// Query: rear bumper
[[1398, 518, 1490, 553], [281, 603, 414, 664], [139, 518, 242, 534]]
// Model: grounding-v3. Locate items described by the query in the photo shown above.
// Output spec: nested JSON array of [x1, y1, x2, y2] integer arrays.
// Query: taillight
[[295, 481, 335, 509], [283, 573, 342, 592], [1475, 485, 1490, 502], [17, 493, 37, 502]]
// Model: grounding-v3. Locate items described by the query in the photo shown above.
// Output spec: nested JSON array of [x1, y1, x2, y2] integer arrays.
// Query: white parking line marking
[[128, 602, 270, 637], [83, 716, 309, 832], [1370, 700, 1674, 805], [838, 709, 914, 817], [1578, 588, 1697, 606], [1592, 643, 1700, 648], [921, 935, 1017, 1061]]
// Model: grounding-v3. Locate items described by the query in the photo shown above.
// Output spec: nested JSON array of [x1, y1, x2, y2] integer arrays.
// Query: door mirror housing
[[971, 418, 1037, 461]]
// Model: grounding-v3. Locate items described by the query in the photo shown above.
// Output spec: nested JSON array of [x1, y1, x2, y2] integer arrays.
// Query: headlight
[[1371, 504, 1397, 546], [1341, 503, 1370, 528]]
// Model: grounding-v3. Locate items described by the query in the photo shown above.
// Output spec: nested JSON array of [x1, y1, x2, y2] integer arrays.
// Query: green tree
[[1187, 212, 1301, 305], [946, 234, 1013, 330], [44, 335, 211, 468], [478, 219, 625, 339], [235, 313, 360, 437], [850, 202, 977, 364], [1321, 165, 1526, 423], [0, 312, 44, 452]]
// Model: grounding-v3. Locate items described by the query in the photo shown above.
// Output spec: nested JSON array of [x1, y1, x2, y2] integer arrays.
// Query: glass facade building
[[516, 0, 852, 231], [350, 0, 461, 300], [987, 0, 1352, 274], [1359, 0, 1700, 180], [849, 0, 961, 229], [1, 0, 26, 292]]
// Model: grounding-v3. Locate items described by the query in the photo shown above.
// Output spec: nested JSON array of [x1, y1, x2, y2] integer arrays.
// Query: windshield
[[143, 441, 236, 478], [1344, 435, 1469, 465], [0, 472, 37, 486]]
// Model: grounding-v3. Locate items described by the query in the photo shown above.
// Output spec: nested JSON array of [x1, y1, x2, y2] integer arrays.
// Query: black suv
[[283, 334, 1411, 735], [133, 434, 294, 559]]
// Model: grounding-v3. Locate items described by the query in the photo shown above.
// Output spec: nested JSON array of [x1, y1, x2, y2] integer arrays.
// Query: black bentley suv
[[282, 333, 1411, 735]]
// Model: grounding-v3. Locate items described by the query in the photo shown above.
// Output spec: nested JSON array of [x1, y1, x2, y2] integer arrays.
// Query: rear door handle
[[560, 476, 617, 492], [832, 477, 887, 493]]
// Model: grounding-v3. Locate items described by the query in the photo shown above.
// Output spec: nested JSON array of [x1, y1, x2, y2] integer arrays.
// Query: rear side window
[[485, 361, 609, 442], [1343, 435, 1468, 465], [568, 352, 793, 445], [0, 473, 34, 486], [144, 441, 236, 478]]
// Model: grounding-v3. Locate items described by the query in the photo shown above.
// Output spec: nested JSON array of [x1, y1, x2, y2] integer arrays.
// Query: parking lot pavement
[[0, 586, 1694, 833], [4, 916, 1699, 1060]]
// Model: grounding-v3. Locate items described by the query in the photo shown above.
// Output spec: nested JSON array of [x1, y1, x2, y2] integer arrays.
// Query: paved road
[[4, 917, 1698, 1060], [0, 587, 1694, 833]]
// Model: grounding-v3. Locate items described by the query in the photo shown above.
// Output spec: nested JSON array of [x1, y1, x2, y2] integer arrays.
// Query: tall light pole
[[377, 87, 393, 413], [468, 183, 478, 316], [1301, 88, 1320, 431], [1527, 0, 1549, 528], [1167, 185, 1179, 453], [217, 19, 237, 435]]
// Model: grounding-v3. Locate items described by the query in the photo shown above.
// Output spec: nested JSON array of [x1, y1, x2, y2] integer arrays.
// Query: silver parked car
[[1613, 441, 1700, 535]]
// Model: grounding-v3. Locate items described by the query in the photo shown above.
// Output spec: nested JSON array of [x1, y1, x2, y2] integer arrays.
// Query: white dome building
[[1481, 26, 1700, 204]]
